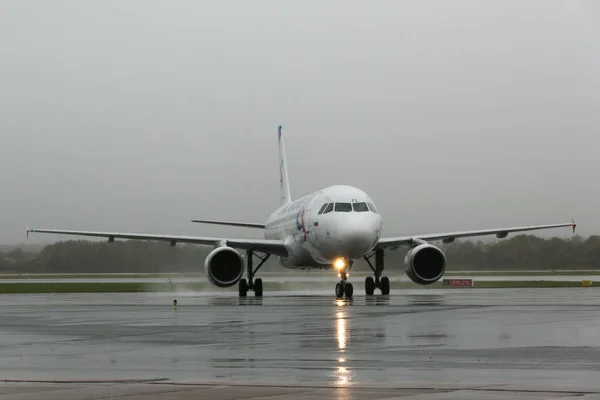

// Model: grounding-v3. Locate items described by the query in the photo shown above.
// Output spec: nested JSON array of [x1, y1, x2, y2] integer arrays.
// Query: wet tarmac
[[1, 288, 600, 398]]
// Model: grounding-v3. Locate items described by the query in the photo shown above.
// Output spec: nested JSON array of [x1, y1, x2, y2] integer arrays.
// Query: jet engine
[[204, 246, 244, 288], [404, 243, 446, 285]]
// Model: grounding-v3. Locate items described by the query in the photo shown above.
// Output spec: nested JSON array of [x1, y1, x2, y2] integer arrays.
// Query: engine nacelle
[[404, 243, 446, 285], [204, 246, 244, 288]]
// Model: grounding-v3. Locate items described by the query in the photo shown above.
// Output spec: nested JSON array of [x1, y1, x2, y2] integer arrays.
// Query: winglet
[[26, 225, 29, 240], [571, 218, 577, 234]]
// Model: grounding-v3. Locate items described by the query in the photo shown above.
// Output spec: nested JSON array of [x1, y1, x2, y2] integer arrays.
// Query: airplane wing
[[376, 221, 576, 250], [26, 228, 286, 255], [190, 219, 266, 229]]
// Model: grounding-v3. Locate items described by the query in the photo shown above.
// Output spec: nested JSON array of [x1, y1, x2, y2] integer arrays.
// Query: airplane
[[27, 125, 576, 298]]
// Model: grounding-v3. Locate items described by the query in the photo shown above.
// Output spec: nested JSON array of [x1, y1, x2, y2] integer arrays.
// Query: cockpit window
[[323, 203, 334, 214], [367, 202, 378, 214], [352, 202, 369, 212], [334, 202, 352, 212], [317, 203, 329, 215]]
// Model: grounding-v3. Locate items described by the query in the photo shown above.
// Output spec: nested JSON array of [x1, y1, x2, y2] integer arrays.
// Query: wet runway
[[1, 288, 600, 398]]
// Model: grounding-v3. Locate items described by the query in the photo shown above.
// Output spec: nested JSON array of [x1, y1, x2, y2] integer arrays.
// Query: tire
[[254, 278, 263, 297], [239, 278, 248, 297], [365, 277, 375, 295], [335, 282, 344, 298], [380, 276, 390, 295], [344, 282, 354, 298]]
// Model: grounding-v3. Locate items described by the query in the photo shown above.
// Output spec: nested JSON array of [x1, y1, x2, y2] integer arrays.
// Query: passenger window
[[352, 202, 369, 212], [317, 203, 329, 215], [367, 202, 378, 214], [334, 203, 352, 212], [323, 203, 334, 214]]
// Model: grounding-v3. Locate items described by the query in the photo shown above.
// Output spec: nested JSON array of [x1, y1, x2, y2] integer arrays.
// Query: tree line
[[0, 235, 598, 274]]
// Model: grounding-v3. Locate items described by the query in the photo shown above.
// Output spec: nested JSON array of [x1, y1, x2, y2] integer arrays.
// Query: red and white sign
[[447, 279, 473, 287]]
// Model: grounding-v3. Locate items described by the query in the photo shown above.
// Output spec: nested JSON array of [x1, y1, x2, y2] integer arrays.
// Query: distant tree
[[8, 248, 24, 262], [1, 234, 598, 274]]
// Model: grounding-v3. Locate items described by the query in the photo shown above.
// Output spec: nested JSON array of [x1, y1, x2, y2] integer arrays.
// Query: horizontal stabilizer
[[190, 219, 265, 229]]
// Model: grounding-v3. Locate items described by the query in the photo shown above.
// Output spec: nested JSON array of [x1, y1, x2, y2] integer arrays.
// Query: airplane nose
[[338, 220, 376, 258]]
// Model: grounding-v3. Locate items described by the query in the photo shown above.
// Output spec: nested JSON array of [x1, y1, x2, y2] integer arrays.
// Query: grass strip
[[1, 270, 600, 280]]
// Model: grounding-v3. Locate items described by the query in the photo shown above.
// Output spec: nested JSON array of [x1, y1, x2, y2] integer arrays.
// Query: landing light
[[334, 258, 346, 269]]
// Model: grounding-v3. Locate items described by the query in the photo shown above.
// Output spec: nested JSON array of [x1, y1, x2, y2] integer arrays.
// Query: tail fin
[[278, 125, 292, 205]]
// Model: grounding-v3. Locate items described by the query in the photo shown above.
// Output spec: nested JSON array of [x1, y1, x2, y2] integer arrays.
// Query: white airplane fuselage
[[264, 185, 382, 269]]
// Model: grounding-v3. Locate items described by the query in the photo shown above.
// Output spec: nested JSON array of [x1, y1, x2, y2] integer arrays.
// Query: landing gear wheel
[[239, 278, 248, 297], [244, 250, 271, 298], [335, 282, 344, 298], [380, 276, 390, 295], [254, 278, 263, 297], [344, 282, 354, 298], [365, 277, 375, 295]]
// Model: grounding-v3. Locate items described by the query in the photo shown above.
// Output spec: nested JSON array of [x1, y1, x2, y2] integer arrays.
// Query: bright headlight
[[334, 258, 346, 269]]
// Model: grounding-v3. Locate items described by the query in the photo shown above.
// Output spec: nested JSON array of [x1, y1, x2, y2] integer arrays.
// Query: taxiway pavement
[[1, 288, 600, 399]]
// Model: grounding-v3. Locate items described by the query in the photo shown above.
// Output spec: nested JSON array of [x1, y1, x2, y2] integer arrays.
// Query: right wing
[[26, 228, 286, 255], [376, 221, 576, 251], [190, 219, 265, 229]]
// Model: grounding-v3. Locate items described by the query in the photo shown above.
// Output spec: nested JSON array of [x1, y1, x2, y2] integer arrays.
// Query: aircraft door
[[304, 194, 318, 244]]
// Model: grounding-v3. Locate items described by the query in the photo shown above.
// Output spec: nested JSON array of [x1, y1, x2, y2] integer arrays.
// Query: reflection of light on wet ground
[[337, 317, 346, 350], [333, 359, 354, 386], [333, 309, 354, 386], [337, 374, 349, 386]]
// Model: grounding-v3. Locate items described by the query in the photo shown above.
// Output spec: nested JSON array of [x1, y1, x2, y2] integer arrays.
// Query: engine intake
[[404, 243, 446, 285], [204, 246, 244, 288]]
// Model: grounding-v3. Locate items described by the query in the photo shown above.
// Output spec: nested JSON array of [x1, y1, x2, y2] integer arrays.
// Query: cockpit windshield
[[367, 202, 378, 213], [352, 202, 369, 212], [317, 201, 378, 214], [317, 203, 328, 214], [334, 203, 352, 212]]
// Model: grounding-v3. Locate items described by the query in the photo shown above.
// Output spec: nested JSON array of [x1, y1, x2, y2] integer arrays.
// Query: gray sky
[[1, 0, 598, 245]]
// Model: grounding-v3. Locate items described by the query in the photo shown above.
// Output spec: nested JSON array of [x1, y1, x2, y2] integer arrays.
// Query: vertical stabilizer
[[278, 125, 292, 205]]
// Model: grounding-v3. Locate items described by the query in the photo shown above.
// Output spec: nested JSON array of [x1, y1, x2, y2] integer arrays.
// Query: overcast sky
[[1, 0, 598, 245]]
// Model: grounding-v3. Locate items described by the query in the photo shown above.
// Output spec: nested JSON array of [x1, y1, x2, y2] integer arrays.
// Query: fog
[[1, 0, 598, 245]]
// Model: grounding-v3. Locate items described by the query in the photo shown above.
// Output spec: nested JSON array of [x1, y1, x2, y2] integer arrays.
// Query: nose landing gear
[[335, 267, 354, 299], [363, 250, 390, 295]]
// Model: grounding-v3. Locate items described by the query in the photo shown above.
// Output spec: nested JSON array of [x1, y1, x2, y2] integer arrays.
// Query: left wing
[[26, 228, 287, 255], [190, 219, 265, 229], [376, 221, 576, 251]]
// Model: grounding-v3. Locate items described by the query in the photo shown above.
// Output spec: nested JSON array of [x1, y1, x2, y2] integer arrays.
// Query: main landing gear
[[363, 250, 390, 295], [335, 265, 354, 299], [239, 249, 270, 297]]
